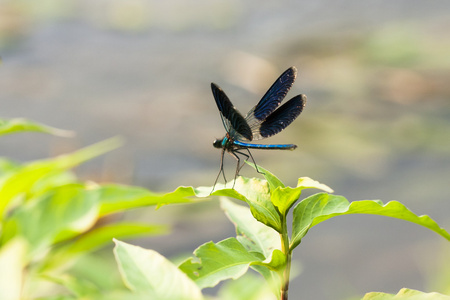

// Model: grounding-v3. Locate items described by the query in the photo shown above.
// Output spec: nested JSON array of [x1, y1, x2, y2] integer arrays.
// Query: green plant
[[2, 118, 449, 299], [0, 118, 198, 299], [114, 163, 450, 300]]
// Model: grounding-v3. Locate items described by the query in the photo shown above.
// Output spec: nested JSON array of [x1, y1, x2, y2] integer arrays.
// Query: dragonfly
[[211, 66, 307, 190]]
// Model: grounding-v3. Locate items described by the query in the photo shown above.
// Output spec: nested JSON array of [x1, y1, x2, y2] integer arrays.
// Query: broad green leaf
[[220, 198, 283, 294], [2, 184, 100, 254], [363, 288, 450, 299], [272, 177, 333, 216], [296, 177, 334, 193], [211, 176, 333, 231], [179, 237, 264, 289], [271, 187, 302, 216], [220, 197, 280, 257], [113, 239, 203, 300], [0, 118, 73, 137], [155, 186, 209, 209], [291, 193, 450, 250], [245, 161, 285, 190], [260, 249, 286, 271], [0, 138, 122, 219], [209, 183, 249, 201], [235, 177, 282, 232], [0, 238, 27, 300], [212, 177, 282, 232], [98, 185, 201, 216], [66, 222, 169, 254]]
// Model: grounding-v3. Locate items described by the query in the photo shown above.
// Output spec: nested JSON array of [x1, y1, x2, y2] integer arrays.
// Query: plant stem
[[280, 215, 291, 300]]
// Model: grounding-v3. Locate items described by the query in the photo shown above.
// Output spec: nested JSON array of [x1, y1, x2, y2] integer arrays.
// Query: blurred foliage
[[0, 119, 199, 299], [0, 118, 74, 137]]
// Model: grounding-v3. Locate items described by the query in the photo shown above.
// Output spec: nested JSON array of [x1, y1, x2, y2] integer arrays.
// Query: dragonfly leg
[[229, 150, 242, 189], [233, 148, 266, 177], [211, 148, 227, 194], [244, 148, 265, 175], [233, 149, 249, 172]]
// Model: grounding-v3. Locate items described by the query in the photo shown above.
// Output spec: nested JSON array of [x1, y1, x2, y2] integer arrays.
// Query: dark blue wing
[[211, 83, 253, 141], [250, 67, 297, 121], [259, 94, 306, 138]]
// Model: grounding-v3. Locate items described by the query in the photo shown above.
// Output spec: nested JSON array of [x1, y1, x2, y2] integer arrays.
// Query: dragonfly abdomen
[[233, 140, 297, 150]]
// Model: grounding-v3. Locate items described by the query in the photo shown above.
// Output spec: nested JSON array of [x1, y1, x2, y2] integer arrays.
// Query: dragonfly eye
[[213, 139, 223, 148]]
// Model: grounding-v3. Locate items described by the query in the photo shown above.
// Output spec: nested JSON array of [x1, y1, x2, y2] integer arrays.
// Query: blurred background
[[1, 0, 449, 299]]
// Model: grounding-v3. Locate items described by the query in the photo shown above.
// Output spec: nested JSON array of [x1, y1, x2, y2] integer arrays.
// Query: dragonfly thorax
[[213, 135, 235, 150]]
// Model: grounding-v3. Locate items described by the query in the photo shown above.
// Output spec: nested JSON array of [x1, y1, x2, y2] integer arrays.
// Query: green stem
[[280, 215, 291, 300]]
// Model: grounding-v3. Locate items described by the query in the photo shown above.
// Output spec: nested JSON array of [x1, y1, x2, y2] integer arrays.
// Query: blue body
[[232, 139, 297, 150]]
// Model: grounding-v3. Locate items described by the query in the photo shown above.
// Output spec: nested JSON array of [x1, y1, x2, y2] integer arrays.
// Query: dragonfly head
[[213, 138, 223, 149]]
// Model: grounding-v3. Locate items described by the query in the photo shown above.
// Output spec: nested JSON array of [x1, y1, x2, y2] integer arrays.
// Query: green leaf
[[271, 187, 302, 216], [220, 198, 283, 294], [296, 177, 334, 193], [291, 193, 450, 250], [0, 238, 27, 300], [232, 177, 282, 232], [209, 184, 248, 201], [245, 161, 285, 190], [212, 177, 282, 232], [220, 198, 280, 257], [363, 288, 450, 299], [113, 239, 203, 300], [66, 223, 169, 254], [260, 249, 286, 271], [179, 237, 264, 289], [156, 186, 211, 208], [272, 177, 333, 216], [0, 138, 122, 220], [0, 118, 73, 137], [98, 185, 202, 216], [2, 184, 100, 254]]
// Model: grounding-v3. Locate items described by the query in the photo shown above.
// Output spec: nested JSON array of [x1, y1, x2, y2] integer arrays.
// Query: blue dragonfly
[[211, 66, 307, 189]]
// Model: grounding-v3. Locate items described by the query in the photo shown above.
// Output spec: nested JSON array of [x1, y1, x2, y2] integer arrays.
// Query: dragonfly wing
[[211, 83, 253, 141], [259, 94, 306, 138], [247, 67, 297, 123]]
